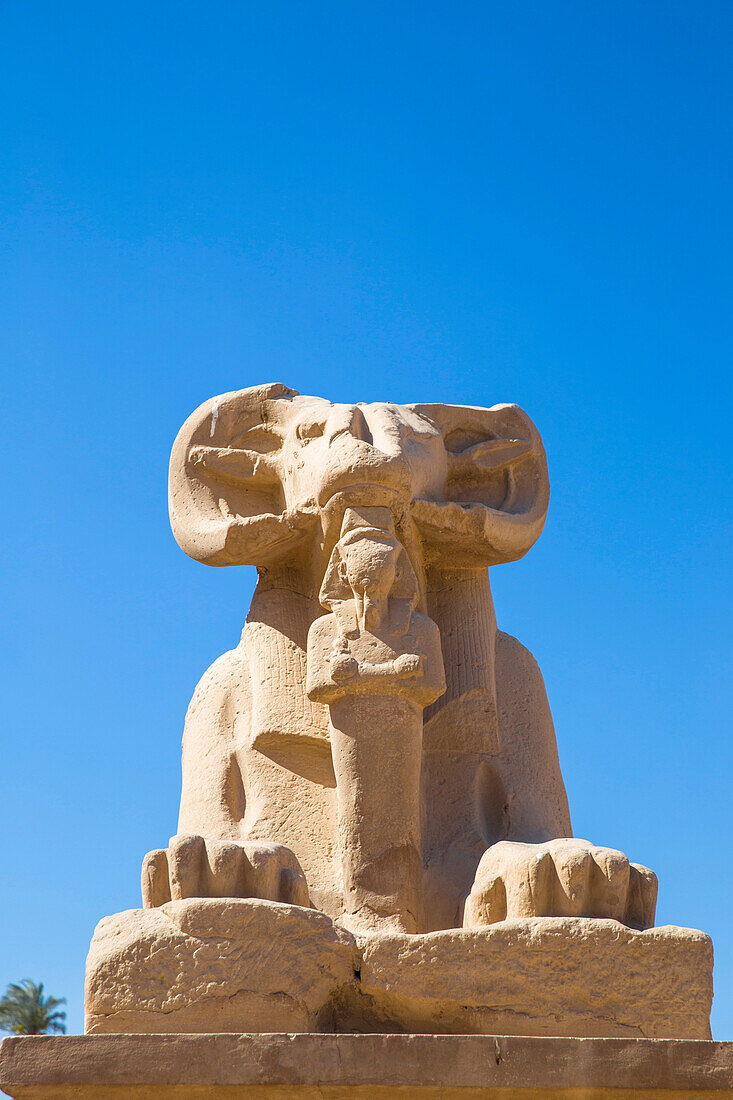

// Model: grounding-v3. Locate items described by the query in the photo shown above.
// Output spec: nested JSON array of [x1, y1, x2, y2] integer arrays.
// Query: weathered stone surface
[[2, 1033, 733, 1098], [85, 901, 711, 1040], [85, 899, 356, 1034], [356, 919, 713, 1039], [81, 385, 716, 1047]]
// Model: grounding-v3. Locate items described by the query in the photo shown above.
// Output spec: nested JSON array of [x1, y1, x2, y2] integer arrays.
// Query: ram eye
[[296, 419, 325, 442], [444, 428, 495, 454], [228, 425, 283, 453]]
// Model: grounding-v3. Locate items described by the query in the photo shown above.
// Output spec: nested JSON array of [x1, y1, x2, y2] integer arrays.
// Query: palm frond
[[0, 979, 67, 1035]]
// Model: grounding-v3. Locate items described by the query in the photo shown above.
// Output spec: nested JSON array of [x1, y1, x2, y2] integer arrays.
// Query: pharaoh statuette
[[85, 384, 713, 1039], [306, 505, 445, 934]]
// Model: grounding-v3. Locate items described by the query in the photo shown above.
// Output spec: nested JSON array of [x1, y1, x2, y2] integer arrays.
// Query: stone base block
[[2, 1034, 732, 1098], [85, 899, 357, 1034], [85, 900, 712, 1039], [356, 918, 713, 1039]]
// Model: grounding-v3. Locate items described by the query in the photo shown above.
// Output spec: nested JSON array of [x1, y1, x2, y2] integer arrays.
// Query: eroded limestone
[[85, 900, 712, 1040], [82, 385, 714, 1039], [85, 899, 356, 1034]]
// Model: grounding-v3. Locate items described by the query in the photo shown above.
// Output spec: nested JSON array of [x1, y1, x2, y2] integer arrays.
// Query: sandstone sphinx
[[86, 384, 713, 1038]]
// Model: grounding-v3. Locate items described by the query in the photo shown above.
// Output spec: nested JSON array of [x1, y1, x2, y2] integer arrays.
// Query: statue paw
[[394, 652, 421, 676], [464, 838, 657, 929], [141, 836, 310, 909]]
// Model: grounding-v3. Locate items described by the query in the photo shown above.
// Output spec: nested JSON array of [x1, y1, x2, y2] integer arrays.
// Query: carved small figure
[[307, 506, 445, 932]]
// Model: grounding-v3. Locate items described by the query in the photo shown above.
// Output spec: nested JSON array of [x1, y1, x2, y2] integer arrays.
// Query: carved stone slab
[[2, 1033, 732, 1098], [85, 899, 712, 1040]]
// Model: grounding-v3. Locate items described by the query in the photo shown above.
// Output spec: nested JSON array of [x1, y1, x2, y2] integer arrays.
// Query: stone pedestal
[[85, 899, 712, 1040], [1, 1033, 732, 1098]]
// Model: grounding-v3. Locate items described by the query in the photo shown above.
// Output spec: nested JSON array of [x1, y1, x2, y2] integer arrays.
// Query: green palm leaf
[[0, 980, 67, 1035]]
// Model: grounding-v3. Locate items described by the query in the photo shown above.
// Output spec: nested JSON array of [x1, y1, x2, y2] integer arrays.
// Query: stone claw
[[463, 839, 657, 929], [141, 836, 310, 909]]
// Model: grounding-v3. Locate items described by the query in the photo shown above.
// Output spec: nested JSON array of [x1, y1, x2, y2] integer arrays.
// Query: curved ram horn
[[407, 401, 549, 567], [169, 382, 316, 567]]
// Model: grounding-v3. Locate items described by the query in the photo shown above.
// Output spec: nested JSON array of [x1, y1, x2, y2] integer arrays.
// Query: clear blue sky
[[1, 2, 731, 1037]]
